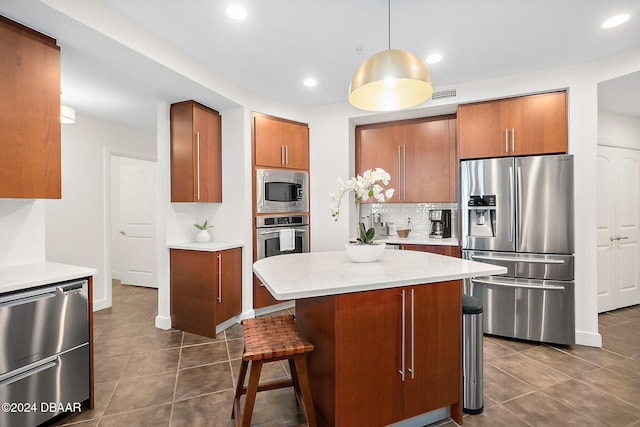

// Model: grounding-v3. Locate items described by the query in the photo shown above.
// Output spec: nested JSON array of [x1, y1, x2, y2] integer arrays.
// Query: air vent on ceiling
[[431, 88, 457, 100]]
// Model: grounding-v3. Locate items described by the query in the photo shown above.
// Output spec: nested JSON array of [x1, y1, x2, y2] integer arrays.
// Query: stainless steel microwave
[[256, 169, 308, 213]]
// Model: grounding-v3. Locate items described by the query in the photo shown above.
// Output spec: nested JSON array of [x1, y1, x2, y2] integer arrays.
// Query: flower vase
[[196, 229, 211, 243], [344, 242, 386, 262]]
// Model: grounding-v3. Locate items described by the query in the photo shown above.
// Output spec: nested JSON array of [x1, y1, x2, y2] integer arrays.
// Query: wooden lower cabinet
[[253, 275, 284, 309], [295, 280, 462, 426], [401, 244, 461, 258], [170, 248, 242, 338]]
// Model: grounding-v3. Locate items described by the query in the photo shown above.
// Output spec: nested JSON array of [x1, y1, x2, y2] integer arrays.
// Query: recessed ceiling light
[[602, 13, 630, 29], [303, 78, 317, 88], [226, 4, 247, 20], [425, 54, 443, 64]]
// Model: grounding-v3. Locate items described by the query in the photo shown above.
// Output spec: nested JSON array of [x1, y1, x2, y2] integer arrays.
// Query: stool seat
[[242, 315, 314, 361], [232, 315, 317, 427]]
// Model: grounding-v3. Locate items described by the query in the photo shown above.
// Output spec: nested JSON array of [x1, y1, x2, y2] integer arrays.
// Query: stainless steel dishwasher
[[0, 279, 90, 427]]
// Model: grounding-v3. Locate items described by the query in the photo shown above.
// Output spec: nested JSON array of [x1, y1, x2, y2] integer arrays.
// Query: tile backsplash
[[360, 202, 459, 238]]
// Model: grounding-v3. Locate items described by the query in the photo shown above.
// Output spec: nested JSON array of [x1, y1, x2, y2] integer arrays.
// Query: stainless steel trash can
[[463, 294, 483, 414]]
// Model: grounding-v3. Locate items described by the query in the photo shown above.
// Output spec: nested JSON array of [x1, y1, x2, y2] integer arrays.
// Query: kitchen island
[[253, 250, 506, 426]]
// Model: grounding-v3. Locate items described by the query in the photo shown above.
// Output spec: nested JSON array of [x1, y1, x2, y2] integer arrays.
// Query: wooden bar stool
[[232, 315, 317, 427]]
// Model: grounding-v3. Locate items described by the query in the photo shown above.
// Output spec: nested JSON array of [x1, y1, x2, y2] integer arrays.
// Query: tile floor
[[47, 281, 640, 427]]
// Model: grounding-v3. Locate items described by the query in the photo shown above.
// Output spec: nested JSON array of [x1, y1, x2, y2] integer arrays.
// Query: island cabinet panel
[[170, 101, 222, 202], [400, 244, 461, 258], [0, 16, 61, 199], [458, 91, 567, 159], [170, 248, 241, 338], [295, 280, 463, 427], [355, 116, 456, 203], [254, 114, 309, 170]]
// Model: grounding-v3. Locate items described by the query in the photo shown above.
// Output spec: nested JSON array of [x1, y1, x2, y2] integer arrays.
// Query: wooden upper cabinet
[[254, 115, 309, 170], [355, 124, 400, 202], [355, 116, 456, 203], [170, 101, 222, 202], [0, 16, 61, 199], [458, 91, 567, 159]]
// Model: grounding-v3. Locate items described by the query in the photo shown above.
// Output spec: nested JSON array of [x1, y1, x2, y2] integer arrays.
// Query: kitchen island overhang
[[253, 249, 507, 427], [253, 249, 507, 300]]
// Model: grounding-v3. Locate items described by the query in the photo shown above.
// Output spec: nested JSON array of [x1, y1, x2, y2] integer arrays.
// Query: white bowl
[[344, 242, 386, 263]]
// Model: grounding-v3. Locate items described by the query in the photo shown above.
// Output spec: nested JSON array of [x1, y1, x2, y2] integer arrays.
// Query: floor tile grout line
[[168, 331, 186, 426]]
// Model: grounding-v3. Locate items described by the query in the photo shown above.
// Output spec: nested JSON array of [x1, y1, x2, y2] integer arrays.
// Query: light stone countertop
[[167, 241, 244, 252], [0, 262, 97, 294], [253, 249, 506, 300]]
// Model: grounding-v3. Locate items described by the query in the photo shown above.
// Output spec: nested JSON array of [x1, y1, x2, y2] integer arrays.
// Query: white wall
[[598, 111, 640, 149], [0, 200, 46, 267], [45, 114, 156, 311]]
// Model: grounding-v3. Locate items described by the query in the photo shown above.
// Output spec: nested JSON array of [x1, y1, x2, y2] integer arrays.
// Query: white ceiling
[[1, 0, 640, 130]]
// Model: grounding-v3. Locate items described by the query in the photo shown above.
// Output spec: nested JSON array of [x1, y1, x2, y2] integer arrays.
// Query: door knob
[[119, 230, 127, 236]]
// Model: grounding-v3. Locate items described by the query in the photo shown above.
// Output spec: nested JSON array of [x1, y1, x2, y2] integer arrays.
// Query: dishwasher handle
[[0, 289, 57, 309]]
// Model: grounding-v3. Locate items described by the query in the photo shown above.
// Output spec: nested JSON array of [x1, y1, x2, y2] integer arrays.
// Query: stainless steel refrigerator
[[460, 154, 575, 345]]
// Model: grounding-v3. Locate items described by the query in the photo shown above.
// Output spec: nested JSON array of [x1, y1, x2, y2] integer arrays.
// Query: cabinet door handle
[[196, 132, 201, 200], [505, 128, 509, 153], [397, 145, 402, 200], [511, 128, 515, 152], [399, 290, 405, 381], [217, 253, 222, 302], [403, 145, 407, 201], [409, 288, 415, 379], [281, 145, 285, 166], [285, 145, 289, 166]]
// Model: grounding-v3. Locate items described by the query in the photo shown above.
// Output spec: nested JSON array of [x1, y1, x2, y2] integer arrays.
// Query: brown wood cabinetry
[[458, 91, 567, 159], [0, 16, 61, 199], [355, 116, 456, 203], [170, 248, 242, 338], [254, 114, 309, 170], [400, 244, 461, 258], [296, 280, 462, 426], [170, 101, 222, 202]]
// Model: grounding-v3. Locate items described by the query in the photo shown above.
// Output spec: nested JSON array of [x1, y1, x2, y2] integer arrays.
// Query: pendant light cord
[[387, 0, 391, 50]]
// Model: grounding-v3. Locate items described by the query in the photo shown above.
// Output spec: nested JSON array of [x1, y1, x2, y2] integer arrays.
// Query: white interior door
[[597, 145, 640, 312], [120, 162, 157, 288]]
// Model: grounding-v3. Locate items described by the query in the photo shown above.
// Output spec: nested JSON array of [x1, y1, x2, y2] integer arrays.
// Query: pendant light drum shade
[[349, 49, 433, 111]]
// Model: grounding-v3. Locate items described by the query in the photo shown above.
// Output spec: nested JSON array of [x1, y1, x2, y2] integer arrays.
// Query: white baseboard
[[93, 298, 110, 312], [254, 301, 295, 317], [575, 331, 602, 347], [155, 315, 172, 330]]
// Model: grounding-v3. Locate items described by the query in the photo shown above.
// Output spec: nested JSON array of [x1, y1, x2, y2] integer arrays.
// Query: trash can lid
[[462, 294, 483, 314]]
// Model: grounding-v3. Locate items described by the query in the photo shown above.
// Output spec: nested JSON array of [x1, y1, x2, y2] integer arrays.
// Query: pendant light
[[348, 0, 433, 111]]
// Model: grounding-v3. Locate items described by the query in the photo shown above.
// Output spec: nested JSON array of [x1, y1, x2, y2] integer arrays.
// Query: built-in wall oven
[[255, 214, 309, 260], [256, 169, 308, 214]]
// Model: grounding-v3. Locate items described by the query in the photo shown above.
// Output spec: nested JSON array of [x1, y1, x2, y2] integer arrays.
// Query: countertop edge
[[0, 262, 97, 294], [167, 241, 245, 252]]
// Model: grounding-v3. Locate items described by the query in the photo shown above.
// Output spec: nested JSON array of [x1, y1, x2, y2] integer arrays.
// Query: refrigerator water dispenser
[[467, 195, 496, 237]]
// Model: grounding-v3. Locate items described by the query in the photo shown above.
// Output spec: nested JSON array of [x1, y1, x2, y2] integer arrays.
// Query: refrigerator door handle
[[509, 165, 514, 243], [515, 164, 523, 245], [471, 278, 566, 291], [470, 255, 565, 264]]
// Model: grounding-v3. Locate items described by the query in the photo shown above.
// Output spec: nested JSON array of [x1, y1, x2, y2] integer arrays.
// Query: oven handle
[[257, 228, 308, 236], [470, 278, 566, 291]]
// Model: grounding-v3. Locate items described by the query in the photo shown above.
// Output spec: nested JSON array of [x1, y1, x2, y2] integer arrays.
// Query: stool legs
[[292, 354, 317, 427]]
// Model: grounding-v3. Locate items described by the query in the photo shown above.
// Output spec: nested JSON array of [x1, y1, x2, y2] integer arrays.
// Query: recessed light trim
[[303, 78, 318, 88], [226, 4, 247, 20], [425, 54, 443, 64], [602, 13, 630, 29]]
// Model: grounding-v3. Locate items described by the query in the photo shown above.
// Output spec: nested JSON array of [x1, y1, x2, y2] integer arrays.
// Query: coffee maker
[[429, 209, 452, 238]]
